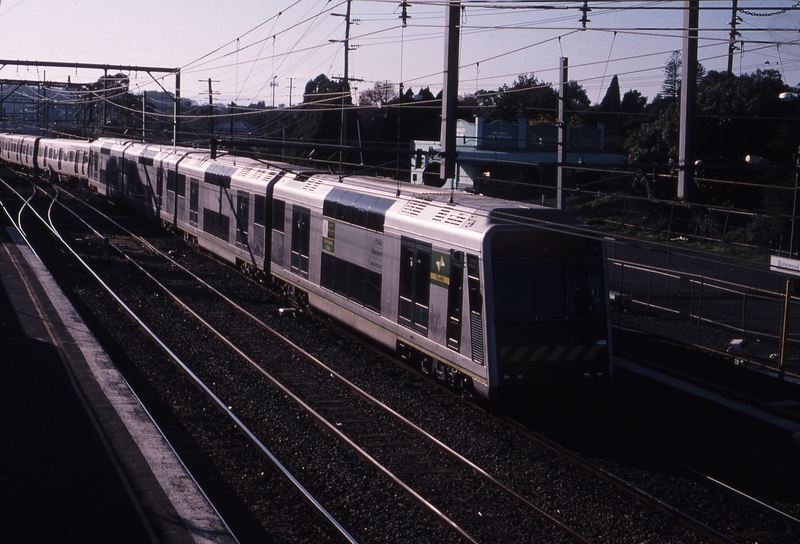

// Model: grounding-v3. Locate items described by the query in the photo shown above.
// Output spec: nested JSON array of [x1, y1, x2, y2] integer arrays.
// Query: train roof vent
[[400, 199, 428, 217], [302, 178, 324, 191], [432, 208, 471, 226]]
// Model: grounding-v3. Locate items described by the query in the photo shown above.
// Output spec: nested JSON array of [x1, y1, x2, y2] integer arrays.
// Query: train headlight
[[584, 372, 592, 380], [503, 374, 512, 381]]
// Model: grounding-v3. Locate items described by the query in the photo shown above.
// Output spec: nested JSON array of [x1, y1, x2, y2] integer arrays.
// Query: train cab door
[[290, 206, 310, 278]]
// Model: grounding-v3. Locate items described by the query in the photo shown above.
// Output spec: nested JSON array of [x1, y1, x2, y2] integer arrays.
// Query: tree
[[303, 74, 344, 106], [662, 51, 682, 99], [359, 81, 397, 106], [661, 51, 707, 100], [620, 89, 647, 114], [599, 75, 621, 112]]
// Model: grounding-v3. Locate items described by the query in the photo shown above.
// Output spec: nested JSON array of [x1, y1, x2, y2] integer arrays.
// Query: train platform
[[0, 226, 236, 544]]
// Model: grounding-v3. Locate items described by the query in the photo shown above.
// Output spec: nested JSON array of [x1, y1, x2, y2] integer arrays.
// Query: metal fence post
[[618, 262, 625, 328], [741, 292, 747, 332], [696, 277, 704, 344], [780, 279, 791, 381]]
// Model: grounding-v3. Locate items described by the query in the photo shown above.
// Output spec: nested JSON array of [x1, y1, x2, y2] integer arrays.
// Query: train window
[[334, 256, 348, 296], [236, 191, 249, 247], [491, 231, 606, 321], [323, 188, 346, 218], [203, 208, 229, 241], [446, 251, 464, 352], [398, 237, 431, 334], [167, 170, 176, 193], [254, 195, 267, 227], [320, 253, 335, 291], [319, 253, 382, 313], [189, 180, 199, 226], [335, 191, 359, 223], [352, 194, 376, 228], [348, 265, 365, 304], [367, 197, 393, 233], [272, 199, 285, 232], [139, 149, 158, 166], [363, 269, 382, 312], [323, 188, 393, 233], [204, 164, 235, 188], [176, 174, 186, 197], [290, 206, 311, 277], [534, 259, 566, 319]]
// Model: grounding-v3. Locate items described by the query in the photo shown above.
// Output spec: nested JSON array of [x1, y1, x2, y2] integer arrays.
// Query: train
[[0, 132, 612, 401]]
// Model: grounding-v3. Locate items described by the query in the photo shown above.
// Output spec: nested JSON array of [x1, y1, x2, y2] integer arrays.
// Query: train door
[[176, 173, 186, 223], [156, 167, 164, 211], [253, 194, 267, 261], [189, 179, 199, 227], [398, 237, 431, 334], [236, 191, 250, 249], [290, 206, 310, 277], [446, 251, 465, 352]]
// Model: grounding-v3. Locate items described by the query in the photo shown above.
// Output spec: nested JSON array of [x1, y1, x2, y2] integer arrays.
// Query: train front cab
[[485, 221, 612, 399]]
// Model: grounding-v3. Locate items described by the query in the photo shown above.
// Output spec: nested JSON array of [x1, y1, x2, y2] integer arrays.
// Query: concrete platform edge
[[4, 227, 236, 544]]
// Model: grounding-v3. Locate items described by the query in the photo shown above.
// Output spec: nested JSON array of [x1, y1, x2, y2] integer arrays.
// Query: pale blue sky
[[0, 1, 797, 107]]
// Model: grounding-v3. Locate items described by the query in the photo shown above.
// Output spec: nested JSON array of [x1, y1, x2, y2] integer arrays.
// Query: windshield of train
[[491, 230, 606, 321]]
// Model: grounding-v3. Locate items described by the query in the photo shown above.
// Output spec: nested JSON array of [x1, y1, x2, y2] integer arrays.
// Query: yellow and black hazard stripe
[[497, 344, 604, 364]]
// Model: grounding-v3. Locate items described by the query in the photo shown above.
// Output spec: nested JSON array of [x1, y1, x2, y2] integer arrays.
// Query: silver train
[[0, 132, 612, 401]]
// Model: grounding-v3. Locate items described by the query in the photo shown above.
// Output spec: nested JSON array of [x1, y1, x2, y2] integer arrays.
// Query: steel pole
[[779, 278, 791, 380]]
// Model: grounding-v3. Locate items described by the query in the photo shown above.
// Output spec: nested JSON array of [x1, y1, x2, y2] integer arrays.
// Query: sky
[[0, 0, 798, 109]]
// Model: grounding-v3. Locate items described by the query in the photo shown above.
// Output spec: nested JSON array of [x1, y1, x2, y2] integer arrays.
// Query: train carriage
[[172, 152, 286, 274], [87, 138, 134, 199], [0, 133, 40, 171], [37, 138, 92, 183]]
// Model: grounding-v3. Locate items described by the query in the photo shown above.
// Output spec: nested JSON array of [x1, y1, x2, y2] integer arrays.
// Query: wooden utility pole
[[727, 0, 739, 77]]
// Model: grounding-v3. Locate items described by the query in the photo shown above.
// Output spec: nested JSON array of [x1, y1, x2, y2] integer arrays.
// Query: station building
[[410, 116, 627, 202]]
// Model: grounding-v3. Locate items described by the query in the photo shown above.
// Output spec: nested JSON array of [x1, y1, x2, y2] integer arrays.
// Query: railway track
[[3, 173, 800, 542]]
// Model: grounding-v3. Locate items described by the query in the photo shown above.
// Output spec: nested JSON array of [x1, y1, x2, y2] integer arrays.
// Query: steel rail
[[3, 181, 354, 544], [44, 188, 475, 544], [503, 417, 740, 544]]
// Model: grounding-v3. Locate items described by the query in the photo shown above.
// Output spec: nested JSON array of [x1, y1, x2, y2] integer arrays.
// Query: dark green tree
[[661, 51, 682, 99], [620, 89, 647, 114], [599, 75, 621, 112]]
